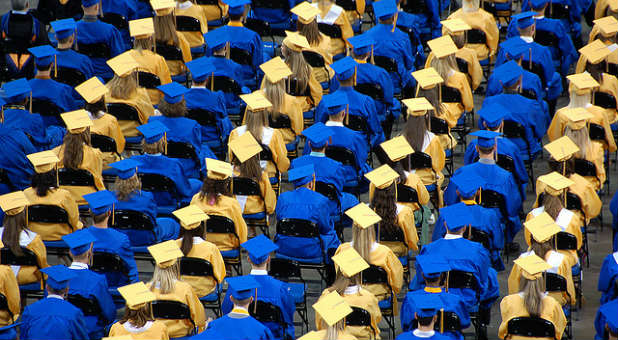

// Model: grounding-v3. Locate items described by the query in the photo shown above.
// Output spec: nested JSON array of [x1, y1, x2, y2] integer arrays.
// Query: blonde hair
[[114, 174, 141, 201], [283, 47, 310, 95], [565, 126, 590, 158], [154, 14, 179, 46], [352, 226, 376, 262], [519, 275, 546, 318], [324, 320, 347, 340], [246, 110, 269, 144], [133, 37, 153, 53], [430, 54, 458, 81], [108, 74, 137, 100], [264, 79, 286, 118], [149, 261, 180, 295], [566, 89, 591, 109], [142, 138, 165, 154]]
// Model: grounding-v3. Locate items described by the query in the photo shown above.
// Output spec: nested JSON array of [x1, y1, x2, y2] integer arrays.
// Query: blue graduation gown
[[611, 191, 617, 251], [0, 127, 36, 193], [86, 226, 139, 288], [199, 311, 274, 340], [3, 108, 64, 151], [396, 330, 453, 340], [354, 61, 399, 120], [594, 300, 618, 340], [20, 297, 89, 340], [521, 0, 581, 38], [248, 0, 296, 26], [184, 86, 234, 150], [206, 56, 250, 116], [221, 274, 295, 340], [29, 78, 83, 126], [275, 187, 340, 263], [486, 67, 549, 119], [55, 47, 95, 81], [396, 5, 441, 39], [401, 287, 470, 339], [76, 18, 126, 79], [314, 87, 385, 148], [102, 0, 140, 49], [113, 190, 180, 246], [598, 252, 618, 304]]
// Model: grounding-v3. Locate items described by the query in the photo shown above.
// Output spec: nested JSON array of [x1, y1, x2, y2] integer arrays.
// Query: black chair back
[[496, 154, 515, 173], [430, 116, 449, 135], [345, 307, 372, 327], [397, 184, 419, 204], [534, 29, 559, 47], [77, 42, 111, 59], [544, 272, 568, 294], [99, 13, 128, 30], [573, 158, 597, 178], [481, 1, 496, 15], [252, 0, 290, 10], [67, 294, 102, 316], [467, 29, 486, 44], [52, 67, 86, 87], [276, 218, 320, 238], [608, 63, 618, 77], [436, 311, 462, 333], [249, 300, 285, 324], [355, 83, 384, 102], [361, 265, 389, 285], [479, 189, 507, 217], [166, 141, 200, 166], [110, 210, 156, 232], [106, 103, 140, 122], [593, 91, 617, 110], [187, 108, 218, 127], [447, 270, 479, 292], [456, 57, 469, 74], [0, 293, 9, 314], [212, 75, 243, 95], [205, 215, 237, 235], [317, 23, 342, 39], [545, 2, 569, 19], [0, 247, 39, 267], [286, 77, 311, 97], [180, 257, 215, 277], [409, 152, 433, 170], [402, 0, 427, 13], [138, 71, 161, 89], [315, 181, 340, 203], [325, 146, 358, 170], [196, 0, 218, 4], [230, 47, 253, 66], [156, 44, 183, 61], [506, 317, 556, 339], [268, 114, 292, 129], [520, 88, 537, 100], [373, 56, 398, 73], [152, 300, 194, 325], [377, 223, 405, 243], [522, 61, 546, 85], [91, 134, 118, 153], [243, 18, 273, 38], [302, 50, 326, 68], [232, 177, 261, 196], [502, 120, 526, 139], [139, 173, 179, 195], [345, 114, 369, 135], [91, 252, 129, 275], [441, 84, 462, 103], [468, 228, 491, 250], [565, 192, 582, 212], [31, 98, 61, 117], [0, 169, 10, 185], [588, 123, 606, 142], [336, 0, 357, 10], [269, 258, 303, 282], [176, 16, 201, 32], [556, 231, 577, 251], [58, 168, 95, 187], [27, 204, 71, 226]]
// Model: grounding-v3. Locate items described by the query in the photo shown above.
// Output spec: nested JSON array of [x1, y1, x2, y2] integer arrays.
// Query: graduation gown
[[534, 173, 602, 222], [240, 93, 304, 145], [76, 17, 126, 80], [55, 47, 95, 81], [177, 237, 226, 297], [312, 2, 353, 57], [593, 73, 618, 124], [376, 203, 418, 257], [104, 87, 154, 137], [53, 144, 105, 205], [129, 49, 172, 105], [229, 126, 290, 180], [0, 127, 36, 192], [306, 34, 334, 85], [2, 107, 63, 151], [440, 71, 474, 128], [190, 194, 248, 251], [201, 309, 273, 340], [426, 48, 483, 91], [209, 24, 262, 88], [149, 280, 206, 338], [20, 297, 89, 340], [162, 34, 192, 77], [91, 112, 126, 167], [0, 265, 20, 327], [525, 207, 582, 267], [548, 105, 617, 153], [208, 56, 249, 114], [184, 86, 233, 147], [198, 1, 228, 22], [29, 77, 83, 124], [355, 60, 397, 121], [176, 1, 208, 49], [594, 0, 616, 18], [0, 228, 48, 286], [498, 293, 567, 340], [406, 131, 446, 193], [109, 320, 170, 340], [401, 287, 470, 338], [575, 46, 618, 74], [612, 191, 618, 251], [396, 330, 453, 339], [232, 170, 276, 216], [86, 226, 139, 288], [24, 187, 84, 241], [445, 8, 499, 60], [399, 171, 430, 212], [486, 66, 547, 114], [299, 329, 357, 340], [598, 252, 618, 304]]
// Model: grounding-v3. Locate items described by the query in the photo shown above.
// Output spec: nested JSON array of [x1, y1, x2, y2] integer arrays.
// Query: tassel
[[1, 105, 4, 124], [54, 55, 57, 78], [164, 132, 168, 154], [445, 271, 450, 292], [253, 288, 258, 313], [111, 203, 115, 225], [392, 11, 398, 33], [528, 49, 532, 71], [438, 84, 442, 103], [29, 92, 32, 113], [370, 45, 374, 65], [440, 309, 444, 333], [55, 164, 59, 187], [210, 72, 214, 91], [479, 186, 482, 205], [353, 68, 357, 86], [226, 42, 230, 59]]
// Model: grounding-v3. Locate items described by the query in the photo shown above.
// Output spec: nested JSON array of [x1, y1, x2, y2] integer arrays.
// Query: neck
[[36, 70, 52, 78], [251, 264, 267, 271], [329, 115, 345, 123], [83, 7, 99, 16], [479, 152, 494, 160], [418, 324, 434, 332], [93, 222, 107, 228], [57, 42, 72, 49]]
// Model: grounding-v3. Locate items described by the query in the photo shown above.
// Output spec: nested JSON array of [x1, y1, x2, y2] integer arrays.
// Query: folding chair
[[503, 120, 535, 190], [77, 42, 111, 60], [430, 116, 454, 176], [57, 168, 97, 207], [314, 181, 343, 241], [345, 306, 377, 339], [187, 108, 225, 159], [156, 43, 189, 85], [137, 71, 162, 90], [67, 294, 103, 317], [138, 173, 183, 216], [446, 270, 483, 339], [180, 257, 222, 317], [556, 231, 582, 310], [211, 75, 245, 124], [259, 144, 282, 195], [99, 12, 129, 31], [27, 204, 74, 259], [91, 251, 131, 304], [106, 102, 143, 151], [0, 247, 44, 301], [52, 66, 86, 87], [268, 114, 299, 158], [409, 152, 440, 210], [232, 177, 269, 237], [205, 215, 243, 275], [109, 209, 157, 261], [325, 145, 361, 196], [506, 317, 557, 339], [152, 300, 197, 336], [544, 272, 573, 339], [166, 141, 202, 180], [31, 98, 63, 126], [302, 50, 331, 94], [269, 258, 309, 332], [361, 265, 395, 339], [377, 221, 411, 282], [249, 300, 288, 340]]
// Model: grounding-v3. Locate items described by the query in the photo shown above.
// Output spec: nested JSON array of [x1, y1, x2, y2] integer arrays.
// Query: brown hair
[[1, 211, 27, 256], [158, 99, 187, 118], [430, 54, 458, 81], [62, 129, 91, 170], [233, 155, 262, 183], [417, 86, 443, 118], [179, 223, 205, 256], [519, 275, 545, 318], [93, 212, 109, 224], [31, 171, 57, 197], [114, 174, 141, 201], [283, 47, 310, 95], [119, 303, 154, 329], [154, 14, 179, 46], [263, 79, 285, 117], [450, 32, 466, 49], [142, 139, 165, 154], [402, 115, 428, 151], [530, 238, 554, 260], [134, 37, 153, 52], [297, 20, 323, 46], [149, 261, 180, 295], [108, 74, 138, 100], [198, 177, 232, 204], [352, 225, 376, 262], [246, 110, 269, 144], [542, 194, 563, 220], [371, 183, 398, 234]]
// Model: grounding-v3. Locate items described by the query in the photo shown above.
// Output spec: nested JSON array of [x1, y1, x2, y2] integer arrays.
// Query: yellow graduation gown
[[0, 265, 20, 327], [91, 113, 126, 167], [176, 2, 209, 48], [404, 132, 445, 207], [425, 47, 483, 91], [315, 286, 381, 340], [232, 169, 276, 215], [163, 34, 193, 77], [445, 8, 499, 60], [400, 171, 430, 212], [441, 71, 474, 128], [576, 48, 618, 74], [241, 93, 305, 145], [109, 320, 170, 340], [313, 2, 353, 57], [53, 144, 105, 205], [228, 126, 290, 180], [307, 34, 335, 85], [129, 49, 173, 105], [298, 329, 358, 340], [24, 187, 84, 241], [534, 173, 602, 222], [580, 141, 607, 191], [190, 194, 248, 251], [176, 238, 226, 297], [260, 71, 323, 113], [380, 204, 418, 257], [594, 0, 617, 18], [197, 1, 228, 22], [343, 0, 365, 27], [149, 280, 206, 338], [498, 293, 567, 340], [593, 73, 618, 124], [524, 208, 582, 267], [105, 88, 155, 137], [0, 229, 49, 286], [547, 105, 617, 153]]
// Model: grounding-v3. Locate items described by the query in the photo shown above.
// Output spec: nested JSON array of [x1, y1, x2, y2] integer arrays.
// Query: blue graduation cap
[[347, 33, 374, 56], [302, 122, 332, 149], [330, 56, 358, 81], [477, 102, 506, 129], [451, 173, 484, 199], [288, 164, 315, 187], [109, 158, 140, 180], [157, 82, 189, 104], [416, 254, 450, 280], [241, 234, 278, 264], [470, 130, 501, 148], [512, 11, 536, 29], [205, 28, 230, 52], [40, 265, 77, 290], [28, 45, 57, 67], [136, 121, 169, 144], [62, 229, 96, 256], [528, 0, 549, 9], [226, 275, 260, 300], [501, 38, 529, 60], [492, 60, 523, 88], [373, 0, 398, 20], [600, 300, 618, 334], [324, 91, 349, 116], [223, 0, 251, 16], [82, 0, 100, 7], [414, 294, 441, 318], [440, 202, 470, 232], [51, 18, 76, 40], [1, 78, 31, 103], [186, 57, 216, 83], [83, 190, 118, 216]]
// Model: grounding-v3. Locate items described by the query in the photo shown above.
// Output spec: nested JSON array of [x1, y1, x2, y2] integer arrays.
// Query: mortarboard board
[[150, 0, 175, 15], [538, 171, 574, 196], [0, 191, 29, 216], [205, 158, 233, 180], [364, 164, 399, 190], [324, 91, 349, 116], [223, 0, 251, 16], [50, 19, 76, 40], [240, 91, 272, 111], [226, 275, 260, 300], [514, 253, 551, 280], [411, 68, 444, 89], [500, 38, 529, 60], [402, 97, 434, 116], [83, 190, 117, 216], [380, 136, 414, 162], [428, 35, 458, 58], [62, 229, 96, 256], [75, 77, 108, 104], [148, 240, 183, 268], [157, 82, 189, 104], [129, 18, 155, 38], [302, 122, 332, 149], [347, 33, 375, 56], [594, 16, 618, 37], [470, 130, 501, 148], [528, 0, 549, 9], [373, 0, 398, 20], [564, 107, 593, 130], [544, 136, 579, 162], [27, 150, 59, 174], [109, 158, 140, 180], [414, 294, 441, 318], [204, 28, 230, 52], [567, 73, 600, 95], [229, 132, 262, 163], [492, 60, 523, 88], [416, 254, 450, 280], [173, 204, 208, 230], [599, 300, 618, 334], [291, 2, 320, 24], [313, 291, 353, 326], [451, 173, 484, 199], [440, 18, 471, 34], [2, 78, 31, 103], [40, 265, 76, 290], [512, 11, 536, 29], [288, 164, 315, 187], [260, 57, 292, 84], [117, 282, 156, 310], [136, 121, 169, 144], [440, 202, 471, 232], [282, 31, 310, 52], [186, 57, 216, 84], [524, 212, 561, 243], [61, 110, 93, 134], [241, 234, 278, 264], [330, 56, 358, 81], [477, 102, 507, 129], [107, 52, 139, 77], [578, 39, 612, 64], [82, 0, 101, 7], [345, 203, 382, 229], [332, 247, 369, 278]]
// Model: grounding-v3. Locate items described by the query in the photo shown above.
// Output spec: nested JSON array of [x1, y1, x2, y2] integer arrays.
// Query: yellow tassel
[[164, 133, 168, 155], [54, 55, 57, 78], [446, 271, 450, 292], [370, 45, 374, 65], [111, 203, 115, 225], [29, 92, 32, 113], [392, 12, 398, 32], [211, 72, 214, 91], [440, 309, 444, 333], [253, 288, 258, 313]]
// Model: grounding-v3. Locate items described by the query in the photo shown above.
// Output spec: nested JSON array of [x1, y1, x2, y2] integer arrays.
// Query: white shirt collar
[[250, 269, 268, 275], [344, 285, 361, 295], [533, 14, 544, 19], [47, 294, 64, 300], [191, 85, 205, 89], [124, 320, 154, 333], [177, 1, 193, 9], [325, 121, 344, 127], [69, 262, 89, 270], [11, 10, 28, 14], [521, 36, 534, 43], [412, 329, 436, 338], [193, 237, 205, 245], [444, 234, 463, 239]]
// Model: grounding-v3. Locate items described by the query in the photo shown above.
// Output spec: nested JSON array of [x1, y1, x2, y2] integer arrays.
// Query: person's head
[[154, 13, 179, 46], [120, 303, 154, 328], [84, 190, 116, 227], [41, 265, 76, 298], [297, 20, 322, 45], [476, 143, 496, 158], [137, 121, 169, 155], [370, 181, 398, 235], [529, 0, 549, 13], [599, 300, 618, 339], [150, 261, 180, 294], [227, 275, 259, 309], [114, 173, 141, 201], [564, 125, 590, 159], [245, 110, 269, 145], [199, 158, 233, 203], [462, 0, 480, 11], [517, 22, 536, 37], [158, 98, 187, 117], [302, 122, 331, 153], [402, 114, 429, 151], [241, 234, 278, 270], [81, 0, 101, 15], [567, 85, 592, 108], [430, 54, 457, 80], [352, 224, 376, 261], [28, 150, 60, 197], [108, 73, 138, 100], [11, 0, 29, 11], [1, 209, 27, 257], [84, 96, 106, 118], [63, 229, 96, 265], [61, 128, 91, 170], [281, 34, 311, 94], [179, 222, 205, 255], [530, 237, 554, 259], [233, 154, 262, 182], [157, 82, 189, 117], [263, 79, 286, 115], [328, 271, 358, 295], [517, 255, 549, 318]]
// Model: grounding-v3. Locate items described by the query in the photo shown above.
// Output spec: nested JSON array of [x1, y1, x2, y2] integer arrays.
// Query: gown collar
[[69, 262, 89, 270]]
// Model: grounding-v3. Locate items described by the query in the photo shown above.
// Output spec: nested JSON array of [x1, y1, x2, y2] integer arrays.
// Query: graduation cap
[[411, 68, 444, 90], [2, 78, 32, 106], [578, 39, 612, 65], [82, 0, 101, 7], [347, 33, 375, 57], [226, 275, 260, 300], [62, 229, 96, 256], [117, 282, 156, 310], [50, 18, 76, 40], [75, 77, 108, 104], [27, 150, 59, 174], [564, 107, 593, 131], [492, 60, 523, 88], [297, 331, 323, 340], [83, 190, 118, 216], [512, 11, 536, 29], [345, 203, 382, 229], [332, 247, 369, 278], [186, 57, 216, 84], [204, 28, 230, 52], [544, 136, 579, 162], [599, 300, 618, 335], [288, 164, 315, 187], [500, 38, 529, 60], [330, 56, 358, 81], [0, 191, 29, 216], [241, 234, 278, 264], [148, 240, 183, 268], [312, 291, 353, 326], [401, 97, 434, 117], [451, 173, 484, 199], [528, 0, 549, 10], [173, 204, 209, 230], [440, 202, 470, 232], [416, 254, 450, 280], [40, 265, 76, 290], [129, 18, 155, 38], [593, 16, 618, 37], [107, 52, 139, 77], [223, 0, 251, 16], [524, 212, 561, 243], [102, 336, 133, 340], [291, 2, 320, 24], [414, 294, 442, 318], [428, 35, 458, 58], [282, 31, 310, 52], [240, 91, 272, 112], [205, 158, 233, 180], [568, 73, 600, 95], [260, 57, 292, 84], [324, 91, 349, 116], [136, 121, 169, 144], [150, 0, 175, 15], [364, 164, 399, 190], [470, 130, 501, 148], [61, 110, 93, 134], [514, 253, 551, 280], [380, 136, 414, 162], [302, 122, 332, 149], [109, 158, 140, 180], [229, 132, 262, 163], [477, 102, 506, 129], [157, 82, 189, 104], [441, 18, 471, 34], [538, 171, 574, 197], [373, 0, 398, 20]]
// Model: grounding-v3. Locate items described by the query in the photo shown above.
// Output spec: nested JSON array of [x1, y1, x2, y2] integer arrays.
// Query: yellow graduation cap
[[229, 132, 263, 163], [129, 18, 155, 38], [107, 51, 139, 77], [524, 212, 561, 243], [173, 205, 209, 230], [75, 77, 109, 104], [147, 240, 184, 268], [514, 254, 552, 280], [543, 136, 579, 162], [117, 282, 156, 310], [345, 203, 382, 229], [291, 2, 320, 24], [428, 35, 458, 58], [578, 39, 612, 64], [402, 97, 435, 116], [364, 164, 399, 190], [411, 67, 444, 89], [206, 158, 233, 180], [260, 57, 292, 84], [563, 107, 593, 130], [150, 0, 175, 15], [312, 291, 353, 327], [296, 331, 323, 340], [27, 150, 60, 174], [332, 247, 369, 278], [538, 171, 574, 196], [593, 16, 618, 36], [0, 191, 29, 216], [102, 336, 133, 340], [61, 109, 93, 134], [441, 18, 471, 34], [240, 91, 272, 112], [282, 30, 310, 52], [380, 136, 414, 162]]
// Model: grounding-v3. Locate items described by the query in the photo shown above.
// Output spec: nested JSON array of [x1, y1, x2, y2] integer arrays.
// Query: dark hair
[[543, 194, 563, 220], [229, 13, 243, 21], [371, 183, 398, 234], [31, 170, 56, 197], [199, 177, 232, 204], [477, 145, 494, 155], [1, 211, 27, 256], [232, 155, 262, 183], [119, 304, 154, 329], [93, 212, 108, 224], [417, 86, 443, 118], [85, 97, 106, 116], [158, 99, 187, 118], [403, 115, 429, 151], [418, 316, 434, 327], [179, 223, 205, 256], [585, 61, 604, 82], [548, 158, 574, 176], [530, 237, 554, 259]]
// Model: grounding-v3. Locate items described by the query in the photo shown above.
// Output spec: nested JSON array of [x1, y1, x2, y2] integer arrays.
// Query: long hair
[[417, 86, 443, 118], [158, 99, 187, 117], [430, 54, 458, 81], [519, 275, 546, 318], [149, 261, 180, 295], [134, 37, 153, 53], [84, 97, 106, 117], [542, 194, 563, 220], [114, 174, 141, 201], [402, 115, 429, 151], [179, 223, 205, 256], [352, 225, 376, 262], [154, 14, 179, 46], [108, 74, 138, 100], [371, 183, 398, 234], [263, 79, 285, 118], [324, 320, 346, 340], [1, 211, 27, 256], [119, 303, 154, 329], [297, 20, 323, 46], [564, 126, 590, 159], [31, 170, 57, 197], [198, 177, 232, 204], [566, 89, 591, 108], [246, 110, 269, 144], [530, 238, 554, 260], [62, 129, 91, 170], [450, 32, 466, 49], [142, 138, 165, 154], [283, 47, 310, 95], [233, 155, 262, 183]]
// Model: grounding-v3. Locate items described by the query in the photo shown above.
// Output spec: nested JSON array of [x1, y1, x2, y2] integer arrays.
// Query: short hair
[[93, 212, 108, 224], [478, 145, 494, 155], [11, 0, 29, 11], [417, 316, 434, 327]]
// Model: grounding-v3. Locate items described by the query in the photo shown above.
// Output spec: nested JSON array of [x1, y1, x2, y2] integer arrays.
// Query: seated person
[[579, 39, 618, 125], [0, 124, 37, 193], [152, 2, 192, 80], [397, 294, 455, 340], [109, 282, 169, 340], [0, 261, 19, 336], [445, 0, 499, 61], [598, 247, 618, 304], [175, 0, 209, 57], [594, 299, 618, 340], [50, 18, 95, 81], [311, 0, 353, 58], [310, 292, 357, 340]]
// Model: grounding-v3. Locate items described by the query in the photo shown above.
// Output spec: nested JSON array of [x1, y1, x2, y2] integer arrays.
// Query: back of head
[[62, 129, 90, 170], [198, 177, 231, 203], [263, 79, 285, 115], [234, 155, 262, 182], [108, 74, 137, 100], [564, 126, 590, 159], [180, 223, 205, 255], [541, 194, 563, 220], [284, 49, 310, 94], [246, 110, 268, 144], [371, 184, 398, 234], [31, 170, 56, 197], [352, 226, 375, 261], [119, 303, 154, 329], [11, 0, 28, 10], [519, 275, 545, 317], [158, 98, 187, 117], [154, 14, 179, 46], [150, 261, 180, 294], [403, 115, 428, 151], [1, 211, 26, 256], [297, 20, 322, 46], [114, 174, 141, 201], [430, 54, 457, 80]]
